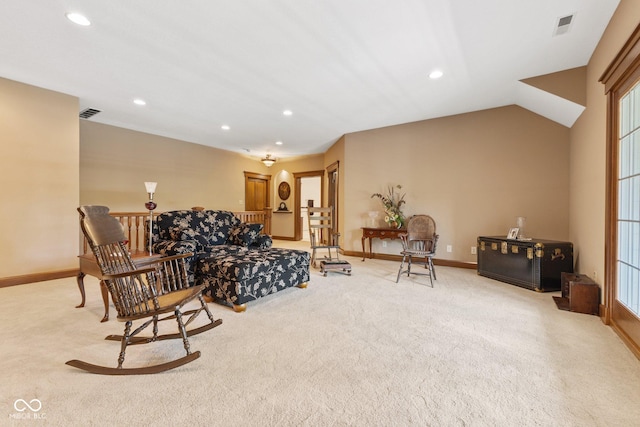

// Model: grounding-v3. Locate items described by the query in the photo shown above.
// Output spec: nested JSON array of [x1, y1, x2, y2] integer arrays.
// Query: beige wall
[[522, 66, 587, 106], [80, 121, 268, 212], [342, 105, 570, 263], [81, 104, 574, 269], [570, 0, 640, 286], [0, 77, 79, 277], [81, 121, 325, 238]]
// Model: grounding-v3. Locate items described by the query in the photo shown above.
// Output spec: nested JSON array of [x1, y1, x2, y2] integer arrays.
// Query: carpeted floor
[[1, 242, 639, 426]]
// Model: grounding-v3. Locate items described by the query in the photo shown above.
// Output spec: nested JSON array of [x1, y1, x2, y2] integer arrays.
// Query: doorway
[[602, 24, 640, 358], [294, 170, 324, 241], [300, 176, 322, 241]]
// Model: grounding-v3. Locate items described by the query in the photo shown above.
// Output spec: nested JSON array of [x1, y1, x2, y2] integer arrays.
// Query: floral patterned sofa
[[152, 209, 310, 311]]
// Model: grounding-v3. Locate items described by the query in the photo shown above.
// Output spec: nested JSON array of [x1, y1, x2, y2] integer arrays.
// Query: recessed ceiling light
[[429, 70, 444, 79], [66, 12, 91, 26], [221, 125, 230, 131], [133, 99, 146, 106], [283, 110, 293, 116], [275, 141, 283, 145]]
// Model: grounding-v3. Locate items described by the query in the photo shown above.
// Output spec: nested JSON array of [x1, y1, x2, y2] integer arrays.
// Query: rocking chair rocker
[[66, 205, 222, 375]]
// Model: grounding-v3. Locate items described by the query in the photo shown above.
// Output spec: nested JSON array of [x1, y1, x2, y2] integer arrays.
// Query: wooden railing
[[81, 208, 272, 255]]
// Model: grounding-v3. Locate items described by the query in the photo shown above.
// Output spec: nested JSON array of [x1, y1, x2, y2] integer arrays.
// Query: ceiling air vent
[[79, 108, 101, 119], [554, 14, 574, 36]]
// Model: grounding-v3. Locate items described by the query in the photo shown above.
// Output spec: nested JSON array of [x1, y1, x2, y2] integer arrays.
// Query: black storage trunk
[[477, 236, 573, 292]]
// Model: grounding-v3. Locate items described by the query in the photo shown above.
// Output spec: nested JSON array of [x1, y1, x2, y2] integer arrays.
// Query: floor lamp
[[144, 181, 157, 255]]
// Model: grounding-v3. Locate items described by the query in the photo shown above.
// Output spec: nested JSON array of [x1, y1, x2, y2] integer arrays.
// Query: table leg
[[369, 237, 373, 259], [361, 236, 366, 261], [99, 280, 110, 322], [75, 271, 86, 308]]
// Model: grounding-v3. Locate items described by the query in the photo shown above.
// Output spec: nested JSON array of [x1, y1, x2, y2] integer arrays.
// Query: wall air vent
[[79, 108, 101, 119], [554, 14, 574, 36]]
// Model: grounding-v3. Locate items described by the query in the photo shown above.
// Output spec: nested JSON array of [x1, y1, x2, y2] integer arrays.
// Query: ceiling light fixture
[[261, 154, 276, 167], [66, 12, 91, 26], [429, 70, 444, 79], [275, 141, 283, 145], [133, 99, 146, 106], [221, 125, 230, 130], [283, 110, 293, 116]]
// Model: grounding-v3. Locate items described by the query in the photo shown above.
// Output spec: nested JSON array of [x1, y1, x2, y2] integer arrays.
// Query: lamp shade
[[144, 181, 157, 193], [261, 154, 276, 167]]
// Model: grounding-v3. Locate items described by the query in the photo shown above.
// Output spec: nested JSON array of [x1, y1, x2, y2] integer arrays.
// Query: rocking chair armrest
[[102, 266, 157, 281], [153, 252, 195, 264], [133, 253, 194, 269]]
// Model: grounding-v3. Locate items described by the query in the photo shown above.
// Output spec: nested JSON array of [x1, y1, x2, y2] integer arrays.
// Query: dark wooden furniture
[[553, 272, 600, 315], [361, 227, 406, 261], [67, 205, 221, 375], [77, 250, 161, 322], [477, 236, 573, 292], [397, 215, 439, 286]]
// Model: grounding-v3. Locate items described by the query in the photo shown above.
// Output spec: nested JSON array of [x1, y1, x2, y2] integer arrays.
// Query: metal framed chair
[[66, 205, 222, 375], [396, 215, 439, 286], [307, 206, 341, 268]]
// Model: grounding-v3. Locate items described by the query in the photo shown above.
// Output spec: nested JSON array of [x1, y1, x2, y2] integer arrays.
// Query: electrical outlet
[[382, 241, 387, 248], [446, 245, 452, 253], [471, 246, 477, 255], [239, 199, 244, 204], [592, 270, 597, 280]]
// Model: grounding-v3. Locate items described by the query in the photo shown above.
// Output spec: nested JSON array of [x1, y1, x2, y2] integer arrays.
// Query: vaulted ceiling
[[0, 1, 620, 159]]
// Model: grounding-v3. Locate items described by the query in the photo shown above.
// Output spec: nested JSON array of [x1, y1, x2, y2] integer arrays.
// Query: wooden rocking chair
[[307, 206, 341, 268], [66, 205, 222, 375]]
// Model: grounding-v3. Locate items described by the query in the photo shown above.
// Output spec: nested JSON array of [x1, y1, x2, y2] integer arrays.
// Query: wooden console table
[[361, 227, 406, 261], [76, 250, 161, 322]]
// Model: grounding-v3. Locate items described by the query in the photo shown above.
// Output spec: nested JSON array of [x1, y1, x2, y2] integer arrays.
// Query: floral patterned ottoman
[[196, 248, 310, 312]]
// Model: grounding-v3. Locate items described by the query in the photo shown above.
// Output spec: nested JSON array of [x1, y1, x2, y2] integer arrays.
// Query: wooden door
[[294, 171, 325, 240], [602, 24, 640, 359], [244, 172, 271, 211]]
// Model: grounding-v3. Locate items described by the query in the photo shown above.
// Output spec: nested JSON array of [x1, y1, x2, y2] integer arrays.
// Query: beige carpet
[[1, 243, 639, 426]]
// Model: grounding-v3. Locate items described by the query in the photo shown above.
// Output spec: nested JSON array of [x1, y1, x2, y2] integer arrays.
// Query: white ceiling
[[0, 1, 620, 159]]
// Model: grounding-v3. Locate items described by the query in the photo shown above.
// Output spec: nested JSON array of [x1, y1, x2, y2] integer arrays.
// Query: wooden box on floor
[[553, 272, 600, 315]]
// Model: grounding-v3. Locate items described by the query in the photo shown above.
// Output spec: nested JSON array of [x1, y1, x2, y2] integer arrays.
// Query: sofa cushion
[[229, 223, 263, 246], [205, 210, 241, 246], [155, 210, 241, 249], [253, 234, 273, 249], [169, 225, 210, 249]]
